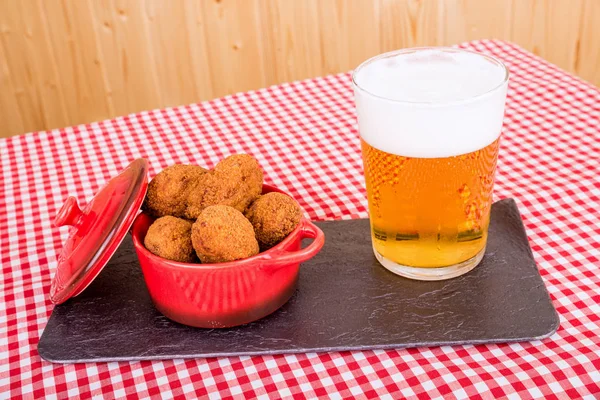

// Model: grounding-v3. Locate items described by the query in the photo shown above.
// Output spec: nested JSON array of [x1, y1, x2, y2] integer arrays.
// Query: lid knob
[[54, 196, 83, 228]]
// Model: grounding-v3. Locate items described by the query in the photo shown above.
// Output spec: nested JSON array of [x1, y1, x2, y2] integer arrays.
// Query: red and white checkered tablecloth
[[1, 39, 599, 399]]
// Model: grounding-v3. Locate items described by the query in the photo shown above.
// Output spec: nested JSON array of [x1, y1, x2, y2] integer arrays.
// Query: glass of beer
[[353, 48, 509, 280]]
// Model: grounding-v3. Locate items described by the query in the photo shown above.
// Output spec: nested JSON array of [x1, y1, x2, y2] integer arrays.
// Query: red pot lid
[[50, 159, 149, 304]]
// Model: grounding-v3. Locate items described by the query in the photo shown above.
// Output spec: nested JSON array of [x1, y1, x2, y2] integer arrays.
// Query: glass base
[[373, 246, 486, 281]]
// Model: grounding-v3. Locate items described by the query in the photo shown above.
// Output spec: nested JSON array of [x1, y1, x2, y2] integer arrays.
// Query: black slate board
[[38, 198, 559, 363]]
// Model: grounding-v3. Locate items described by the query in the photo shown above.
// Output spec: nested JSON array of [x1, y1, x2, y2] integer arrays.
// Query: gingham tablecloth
[[1, 39, 599, 399]]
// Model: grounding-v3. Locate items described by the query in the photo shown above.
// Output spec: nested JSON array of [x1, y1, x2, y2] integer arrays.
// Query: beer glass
[[352, 48, 509, 280]]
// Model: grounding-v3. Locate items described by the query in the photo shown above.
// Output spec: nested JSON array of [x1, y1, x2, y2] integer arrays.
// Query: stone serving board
[[38, 198, 559, 363]]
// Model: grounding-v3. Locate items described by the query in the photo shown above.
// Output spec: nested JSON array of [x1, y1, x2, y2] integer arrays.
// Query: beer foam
[[353, 48, 508, 158]]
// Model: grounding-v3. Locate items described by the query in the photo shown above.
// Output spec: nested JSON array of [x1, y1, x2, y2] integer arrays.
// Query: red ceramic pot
[[131, 185, 325, 328]]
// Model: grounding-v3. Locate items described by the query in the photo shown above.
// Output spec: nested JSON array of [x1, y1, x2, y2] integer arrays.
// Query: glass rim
[[352, 47, 510, 107]]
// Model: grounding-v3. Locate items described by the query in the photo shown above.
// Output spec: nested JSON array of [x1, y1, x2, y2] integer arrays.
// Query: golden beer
[[353, 47, 508, 279], [362, 138, 499, 268]]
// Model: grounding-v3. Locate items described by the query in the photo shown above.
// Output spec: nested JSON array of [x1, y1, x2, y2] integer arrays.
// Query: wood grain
[[0, 0, 598, 137]]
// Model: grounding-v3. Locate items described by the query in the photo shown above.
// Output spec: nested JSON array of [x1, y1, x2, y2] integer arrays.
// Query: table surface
[[1, 40, 599, 399]]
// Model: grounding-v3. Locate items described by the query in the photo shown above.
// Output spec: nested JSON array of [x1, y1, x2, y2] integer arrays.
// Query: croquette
[[214, 154, 263, 206], [143, 164, 207, 218], [191, 205, 259, 263], [245, 192, 303, 249], [144, 216, 197, 263], [184, 154, 263, 219]]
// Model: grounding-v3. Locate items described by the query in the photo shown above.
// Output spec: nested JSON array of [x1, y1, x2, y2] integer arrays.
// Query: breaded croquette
[[191, 205, 259, 263], [143, 164, 206, 218], [144, 216, 196, 263], [184, 154, 263, 219], [245, 192, 302, 249]]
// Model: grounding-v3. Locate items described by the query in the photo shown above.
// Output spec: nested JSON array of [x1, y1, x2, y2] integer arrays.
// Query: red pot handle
[[259, 219, 325, 270]]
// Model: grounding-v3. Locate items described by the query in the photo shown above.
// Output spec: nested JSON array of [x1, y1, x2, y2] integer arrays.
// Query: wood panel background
[[0, 0, 598, 138]]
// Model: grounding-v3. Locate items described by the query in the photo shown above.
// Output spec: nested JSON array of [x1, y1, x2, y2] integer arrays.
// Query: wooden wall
[[0, 0, 598, 138]]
